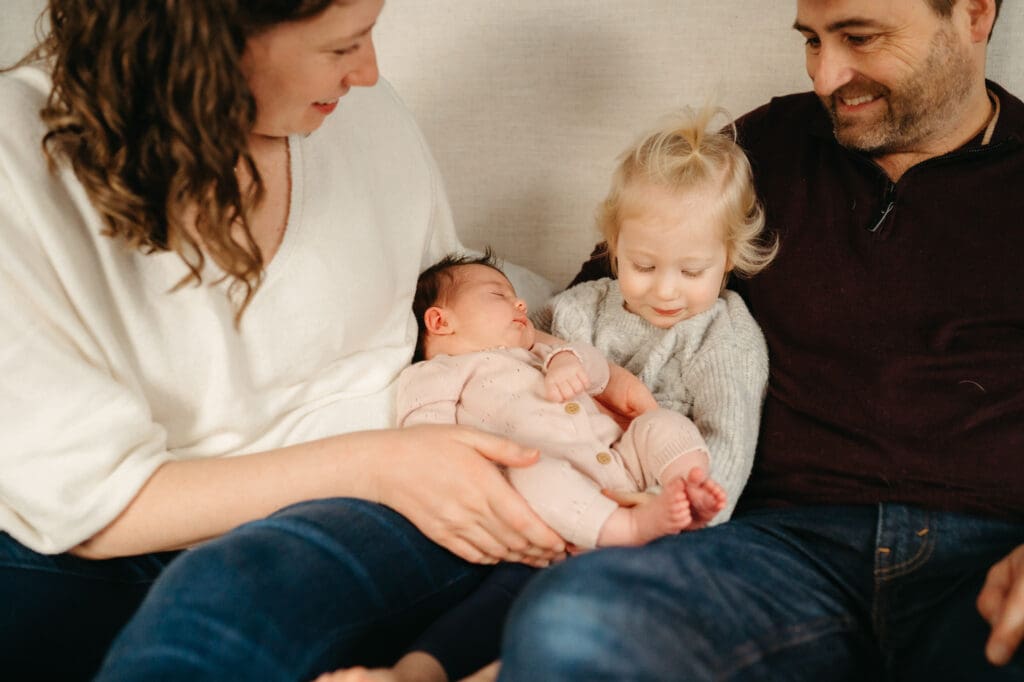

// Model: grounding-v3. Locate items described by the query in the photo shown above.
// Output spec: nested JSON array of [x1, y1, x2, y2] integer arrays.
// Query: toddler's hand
[[595, 364, 658, 429], [544, 350, 590, 402]]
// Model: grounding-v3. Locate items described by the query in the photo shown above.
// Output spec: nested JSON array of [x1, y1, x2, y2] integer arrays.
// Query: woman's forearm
[[70, 430, 385, 559], [71, 423, 565, 567]]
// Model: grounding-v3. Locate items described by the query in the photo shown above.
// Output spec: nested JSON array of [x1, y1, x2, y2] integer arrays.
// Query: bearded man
[[501, 1, 1024, 679]]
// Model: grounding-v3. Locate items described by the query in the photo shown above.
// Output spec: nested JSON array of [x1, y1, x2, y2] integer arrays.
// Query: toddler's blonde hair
[[598, 106, 778, 278]]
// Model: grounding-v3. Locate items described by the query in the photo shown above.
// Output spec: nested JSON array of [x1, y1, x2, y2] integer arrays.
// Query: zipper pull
[[868, 183, 896, 233]]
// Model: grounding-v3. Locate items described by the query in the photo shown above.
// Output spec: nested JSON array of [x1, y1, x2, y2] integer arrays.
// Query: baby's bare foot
[[463, 661, 501, 681], [652, 476, 694, 533], [318, 652, 448, 682], [681, 468, 727, 528], [598, 477, 694, 546], [313, 667, 397, 682]]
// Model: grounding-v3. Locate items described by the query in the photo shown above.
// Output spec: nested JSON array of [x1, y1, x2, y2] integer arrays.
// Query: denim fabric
[[414, 561, 538, 680], [93, 497, 489, 681], [1, 498, 487, 681], [499, 505, 1024, 681], [0, 534, 178, 681]]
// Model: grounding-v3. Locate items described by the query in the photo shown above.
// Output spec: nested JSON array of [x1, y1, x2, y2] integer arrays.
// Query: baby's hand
[[544, 350, 590, 402]]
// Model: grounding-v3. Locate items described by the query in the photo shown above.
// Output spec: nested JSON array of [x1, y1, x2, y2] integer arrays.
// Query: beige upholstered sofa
[[7, 0, 1022, 292], [377, 1, 1024, 289]]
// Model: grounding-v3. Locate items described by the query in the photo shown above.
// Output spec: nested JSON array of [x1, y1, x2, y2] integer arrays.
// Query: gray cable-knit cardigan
[[536, 278, 769, 523]]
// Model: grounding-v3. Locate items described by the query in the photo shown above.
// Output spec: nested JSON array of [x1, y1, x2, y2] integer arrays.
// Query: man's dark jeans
[[500, 504, 1024, 681]]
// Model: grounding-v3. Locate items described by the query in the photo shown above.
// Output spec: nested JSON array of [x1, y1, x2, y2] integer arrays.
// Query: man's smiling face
[[795, 0, 975, 155]]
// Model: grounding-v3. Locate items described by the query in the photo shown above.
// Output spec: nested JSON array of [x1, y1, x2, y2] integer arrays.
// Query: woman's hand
[[595, 363, 659, 430], [978, 544, 1024, 666], [70, 424, 565, 562], [371, 424, 566, 567]]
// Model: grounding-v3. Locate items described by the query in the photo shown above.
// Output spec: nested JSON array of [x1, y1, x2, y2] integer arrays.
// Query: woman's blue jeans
[[0, 498, 488, 681], [499, 504, 1024, 681]]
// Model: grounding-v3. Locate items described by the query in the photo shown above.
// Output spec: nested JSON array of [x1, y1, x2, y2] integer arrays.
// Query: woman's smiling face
[[241, 0, 385, 137]]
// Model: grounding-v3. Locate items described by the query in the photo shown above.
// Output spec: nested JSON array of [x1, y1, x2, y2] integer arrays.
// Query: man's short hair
[[926, 0, 1002, 38]]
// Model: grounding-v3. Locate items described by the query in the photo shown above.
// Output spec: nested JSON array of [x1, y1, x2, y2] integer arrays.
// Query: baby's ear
[[423, 306, 453, 335]]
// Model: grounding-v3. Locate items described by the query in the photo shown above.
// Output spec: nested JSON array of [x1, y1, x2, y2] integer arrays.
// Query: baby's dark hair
[[412, 248, 503, 362]]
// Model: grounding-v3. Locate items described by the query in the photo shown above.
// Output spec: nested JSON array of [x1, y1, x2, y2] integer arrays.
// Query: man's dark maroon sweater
[[573, 83, 1024, 520], [734, 83, 1024, 520]]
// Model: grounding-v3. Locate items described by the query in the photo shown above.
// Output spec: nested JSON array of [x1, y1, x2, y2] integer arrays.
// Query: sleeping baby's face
[[425, 264, 536, 357]]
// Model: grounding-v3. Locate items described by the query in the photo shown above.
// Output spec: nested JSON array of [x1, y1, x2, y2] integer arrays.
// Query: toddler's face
[[437, 265, 536, 352], [615, 181, 731, 329]]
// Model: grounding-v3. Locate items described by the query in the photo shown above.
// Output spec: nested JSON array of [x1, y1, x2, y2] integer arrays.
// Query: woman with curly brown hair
[[0, 1, 565, 679]]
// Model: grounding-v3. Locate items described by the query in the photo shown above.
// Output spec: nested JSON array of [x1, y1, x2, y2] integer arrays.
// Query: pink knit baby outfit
[[396, 341, 708, 548]]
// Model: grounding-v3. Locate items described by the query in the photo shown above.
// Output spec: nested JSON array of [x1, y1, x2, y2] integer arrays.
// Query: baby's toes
[[691, 483, 726, 516]]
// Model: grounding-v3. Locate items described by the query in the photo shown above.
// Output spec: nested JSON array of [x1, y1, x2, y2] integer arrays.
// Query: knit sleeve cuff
[[541, 345, 584, 372]]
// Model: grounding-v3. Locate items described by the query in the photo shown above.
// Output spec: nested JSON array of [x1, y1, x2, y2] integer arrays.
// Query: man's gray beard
[[825, 26, 974, 155]]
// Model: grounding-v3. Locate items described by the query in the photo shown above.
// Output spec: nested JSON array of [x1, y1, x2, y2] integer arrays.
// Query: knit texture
[[397, 342, 709, 547], [0, 65, 461, 553], [732, 84, 1024, 519], [540, 278, 769, 522]]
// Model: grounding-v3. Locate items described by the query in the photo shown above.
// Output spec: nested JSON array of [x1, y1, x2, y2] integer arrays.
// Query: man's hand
[[978, 544, 1024, 666]]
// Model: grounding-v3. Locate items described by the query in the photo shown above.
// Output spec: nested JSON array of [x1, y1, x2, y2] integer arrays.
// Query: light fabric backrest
[[3, 0, 47, 67], [4, 1, 1022, 287], [376, 1, 1024, 287]]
